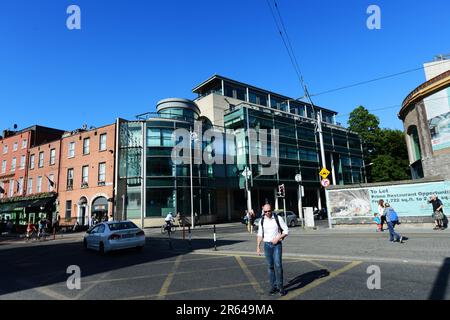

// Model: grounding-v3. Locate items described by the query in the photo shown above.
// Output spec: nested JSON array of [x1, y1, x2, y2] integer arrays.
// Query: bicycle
[[161, 222, 177, 235], [25, 230, 39, 242]]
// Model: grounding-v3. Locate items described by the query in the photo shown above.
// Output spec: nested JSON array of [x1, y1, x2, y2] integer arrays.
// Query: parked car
[[83, 221, 145, 254], [254, 210, 299, 229]]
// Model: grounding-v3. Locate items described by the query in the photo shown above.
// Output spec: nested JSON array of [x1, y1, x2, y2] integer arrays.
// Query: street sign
[[295, 174, 302, 183], [319, 167, 330, 179], [321, 178, 331, 188], [241, 167, 252, 179]]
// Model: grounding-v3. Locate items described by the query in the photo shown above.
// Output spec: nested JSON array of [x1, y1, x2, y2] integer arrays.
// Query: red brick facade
[[57, 124, 116, 226], [0, 131, 32, 199]]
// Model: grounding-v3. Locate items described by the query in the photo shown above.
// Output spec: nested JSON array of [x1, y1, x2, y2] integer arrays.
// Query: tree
[[348, 106, 381, 157], [347, 106, 411, 183], [371, 155, 411, 182]]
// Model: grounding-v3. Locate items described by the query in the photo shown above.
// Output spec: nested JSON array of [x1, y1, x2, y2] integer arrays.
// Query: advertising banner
[[327, 181, 450, 218], [425, 88, 450, 152]]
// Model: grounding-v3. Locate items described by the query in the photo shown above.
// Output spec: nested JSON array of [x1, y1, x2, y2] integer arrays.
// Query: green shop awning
[[0, 196, 56, 214], [0, 201, 27, 214], [24, 197, 56, 213]]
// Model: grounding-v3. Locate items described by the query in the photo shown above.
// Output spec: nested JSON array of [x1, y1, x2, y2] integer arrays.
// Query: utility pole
[[242, 167, 252, 213], [189, 129, 196, 229], [316, 112, 332, 229], [295, 174, 304, 228]]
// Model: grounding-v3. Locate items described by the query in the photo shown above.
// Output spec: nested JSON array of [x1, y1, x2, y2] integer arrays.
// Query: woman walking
[[383, 203, 403, 243], [378, 199, 386, 231]]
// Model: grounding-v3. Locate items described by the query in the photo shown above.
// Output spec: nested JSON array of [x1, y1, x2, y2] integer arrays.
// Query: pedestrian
[[248, 209, 256, 234], [246, 210, 252, 233], [0, 217, 5, 234], [383, 203, 403, 243], [194, 212, 201, 227], [256, 204, 289, 296], [378, 199, 386, 231], [26, 222, 37, 240], [243, 210, 249, 229], [176, 212, 183, 227], [38, 219, 44, 237], [428, 194, 446, 230], [373, 212, 382, 232], [6, 217, 13, 234]]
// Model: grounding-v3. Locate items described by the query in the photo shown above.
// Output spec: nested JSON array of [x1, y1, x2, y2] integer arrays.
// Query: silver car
[[83, 221, 145, 254], [254, 210, 299, 229]]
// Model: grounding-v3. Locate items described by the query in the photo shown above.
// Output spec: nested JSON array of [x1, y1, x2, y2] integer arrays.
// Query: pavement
[[1, 222, 450, 300]]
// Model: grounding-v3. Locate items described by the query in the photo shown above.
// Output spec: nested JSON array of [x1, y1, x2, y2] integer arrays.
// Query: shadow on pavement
[[0, 236, 243, 297], [284, 269, 330, 293], [428, 257, 450, 300]]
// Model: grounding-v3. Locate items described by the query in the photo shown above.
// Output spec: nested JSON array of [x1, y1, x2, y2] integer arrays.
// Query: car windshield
[[108, 222, 139, 231]]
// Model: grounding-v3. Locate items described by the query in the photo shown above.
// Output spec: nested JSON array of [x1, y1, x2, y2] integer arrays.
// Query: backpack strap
[[274, 213, 284, 234], [261, 213, 284, 240]]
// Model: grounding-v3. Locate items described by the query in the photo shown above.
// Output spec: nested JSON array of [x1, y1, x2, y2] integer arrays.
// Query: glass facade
[[117, 79, 364, 223], [224, 104, 364, 209]]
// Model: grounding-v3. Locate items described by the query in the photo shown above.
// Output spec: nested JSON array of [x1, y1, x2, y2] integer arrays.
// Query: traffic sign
[[321, 179, 331, 188], [241, 167, 252, 178], [319, 168, 330, 179], [295, 174, 302, 183], [278, 184, 285, 198]]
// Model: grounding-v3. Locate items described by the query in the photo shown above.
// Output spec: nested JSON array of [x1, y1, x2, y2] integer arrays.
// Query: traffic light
[[278, 184, 285, 198]]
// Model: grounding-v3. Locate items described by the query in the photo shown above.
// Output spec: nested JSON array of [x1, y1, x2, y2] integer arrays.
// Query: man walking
[[256, 204, 289, 296], [428, 194, 445, 230]]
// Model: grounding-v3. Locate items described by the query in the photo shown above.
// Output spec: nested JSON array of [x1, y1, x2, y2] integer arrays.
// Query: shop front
[[0, 193, 57, 233]]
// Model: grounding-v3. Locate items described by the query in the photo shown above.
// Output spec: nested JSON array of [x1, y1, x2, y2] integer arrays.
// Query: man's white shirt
[[257, 214, 289, 243]]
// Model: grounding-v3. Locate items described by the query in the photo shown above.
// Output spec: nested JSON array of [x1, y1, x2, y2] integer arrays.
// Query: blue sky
[[0, 0, 449, 132]]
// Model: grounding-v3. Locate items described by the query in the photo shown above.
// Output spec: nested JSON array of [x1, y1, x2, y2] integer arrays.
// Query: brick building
[[0, 126, 65, 227], [57, 124, 116, 227]]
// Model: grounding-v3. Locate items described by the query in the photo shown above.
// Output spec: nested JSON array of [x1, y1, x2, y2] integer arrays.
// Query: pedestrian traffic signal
[[278, 184, 285, 198]]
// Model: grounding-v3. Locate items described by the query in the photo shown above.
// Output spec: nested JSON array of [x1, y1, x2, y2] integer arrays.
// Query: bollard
[[53, 227, 56, 240], [213, 224, 217, 251], [188, 225, 192, 248], [182, 223, 185, 241]]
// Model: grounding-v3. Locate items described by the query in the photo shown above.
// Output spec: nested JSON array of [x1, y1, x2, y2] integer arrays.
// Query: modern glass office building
[[115, 76, 365, 226]]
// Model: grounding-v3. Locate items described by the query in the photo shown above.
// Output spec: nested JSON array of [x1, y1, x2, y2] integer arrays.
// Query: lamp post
[[295, 174, 304, 228], [361, 162, 374, 184], [189, 129, 198, 228], [242, 167, 252, 213]]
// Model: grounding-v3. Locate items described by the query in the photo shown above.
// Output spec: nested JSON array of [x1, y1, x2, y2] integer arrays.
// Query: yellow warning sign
[[319, 168, 330, 179]]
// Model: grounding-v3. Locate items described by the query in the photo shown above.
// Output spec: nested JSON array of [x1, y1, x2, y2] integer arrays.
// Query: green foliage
[[371, 155, 411, 182], [347, 106, 411, 183], [348, 106, 381, 156]]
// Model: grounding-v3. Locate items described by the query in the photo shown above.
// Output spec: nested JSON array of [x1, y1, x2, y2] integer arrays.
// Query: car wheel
[[290, 220, 296, 227], [83, 239, 88, 250], [136, 246, 144, 252], [99, 242, 105, 255]]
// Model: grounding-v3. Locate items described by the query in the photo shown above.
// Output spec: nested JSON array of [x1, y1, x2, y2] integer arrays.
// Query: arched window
[[407, 126, 422, 162]]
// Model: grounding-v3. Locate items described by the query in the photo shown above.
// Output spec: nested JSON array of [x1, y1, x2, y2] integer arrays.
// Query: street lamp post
[[242, 167, 252, 213], [361, 163, 374, 184], [189, 129, 198, 228], [295, 174, 304, 228]]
